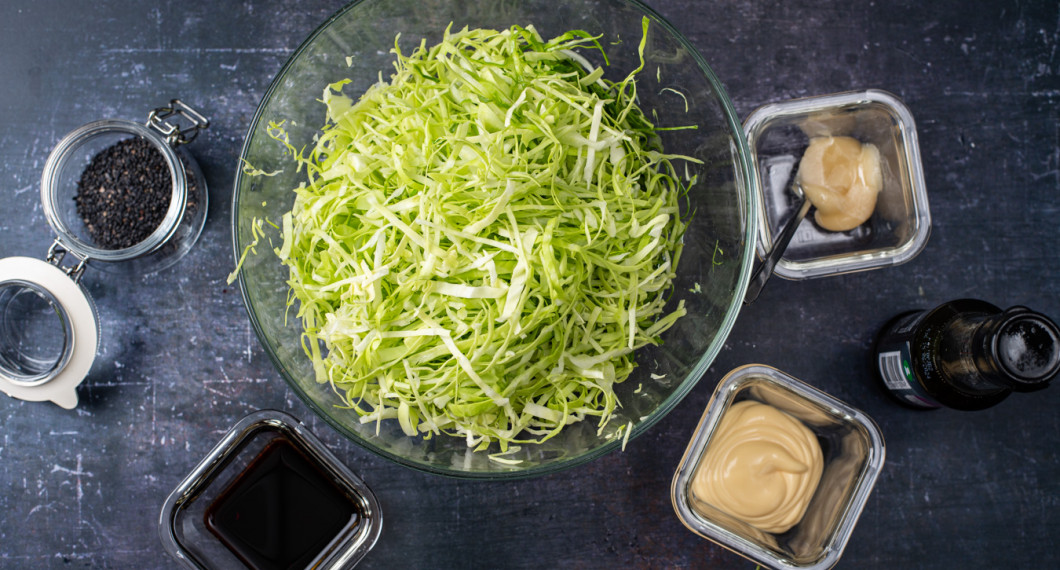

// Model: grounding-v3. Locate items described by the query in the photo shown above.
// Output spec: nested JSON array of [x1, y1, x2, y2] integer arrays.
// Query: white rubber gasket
[[0, 257, 98, 409]]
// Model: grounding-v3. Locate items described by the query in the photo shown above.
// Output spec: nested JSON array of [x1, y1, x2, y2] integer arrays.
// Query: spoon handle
[[743, 197, 813, 304]]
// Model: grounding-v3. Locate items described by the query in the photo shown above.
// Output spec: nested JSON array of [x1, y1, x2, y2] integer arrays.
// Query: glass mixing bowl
[[233, 0, 757, 478]]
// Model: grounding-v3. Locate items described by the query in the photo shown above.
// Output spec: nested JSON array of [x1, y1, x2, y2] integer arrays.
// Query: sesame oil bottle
[[874, 299, 1060, 410]]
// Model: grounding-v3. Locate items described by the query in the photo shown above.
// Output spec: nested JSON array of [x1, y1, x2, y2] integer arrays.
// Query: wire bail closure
[[147, 99, 210, 146], [45, 239, 87, 283]]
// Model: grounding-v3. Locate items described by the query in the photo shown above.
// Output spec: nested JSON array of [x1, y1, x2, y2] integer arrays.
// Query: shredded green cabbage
[[276, 20, 697, 452]]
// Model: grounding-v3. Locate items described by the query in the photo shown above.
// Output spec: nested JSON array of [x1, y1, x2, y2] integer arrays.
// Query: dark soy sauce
[[204, 437, 360, 570]]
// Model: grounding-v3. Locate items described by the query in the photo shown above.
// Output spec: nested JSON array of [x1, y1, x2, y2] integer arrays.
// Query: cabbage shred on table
[[274, 19, 697, 452]]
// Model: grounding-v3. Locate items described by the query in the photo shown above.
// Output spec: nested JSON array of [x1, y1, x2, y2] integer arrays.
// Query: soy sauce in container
[[159, 410, 383, 569], [204, 436, 362, 570]]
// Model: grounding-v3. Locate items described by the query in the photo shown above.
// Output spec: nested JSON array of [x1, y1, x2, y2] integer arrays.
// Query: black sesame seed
[[74, 137, 173, 250]]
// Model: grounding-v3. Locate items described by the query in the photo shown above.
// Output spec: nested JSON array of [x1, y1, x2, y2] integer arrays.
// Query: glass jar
[[0, 100, 209, 408], [41, 100, 209, 273]]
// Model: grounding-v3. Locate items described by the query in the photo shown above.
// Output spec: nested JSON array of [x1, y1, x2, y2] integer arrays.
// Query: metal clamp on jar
[[0, 100, 209, 409]]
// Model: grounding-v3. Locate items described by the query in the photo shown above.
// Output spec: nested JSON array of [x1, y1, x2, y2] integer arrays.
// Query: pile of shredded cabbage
[[274, 20, 696, 453]]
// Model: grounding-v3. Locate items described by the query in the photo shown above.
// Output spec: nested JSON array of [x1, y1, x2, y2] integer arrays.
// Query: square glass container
[[671, 364, 885, 569], [159, 409, 382, 569], [744, 90, 930, 279]]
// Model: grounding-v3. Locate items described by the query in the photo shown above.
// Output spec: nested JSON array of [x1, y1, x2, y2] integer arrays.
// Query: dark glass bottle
[[873, 299, 1060, 410]]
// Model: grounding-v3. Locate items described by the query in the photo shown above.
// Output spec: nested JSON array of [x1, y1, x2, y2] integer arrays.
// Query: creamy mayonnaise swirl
[[691, 400, 823, 534]]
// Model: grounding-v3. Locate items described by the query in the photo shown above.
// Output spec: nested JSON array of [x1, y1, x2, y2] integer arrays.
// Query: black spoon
[[743, 186, 813, 304]]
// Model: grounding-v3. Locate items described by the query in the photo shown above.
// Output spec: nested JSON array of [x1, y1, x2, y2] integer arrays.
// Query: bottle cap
[[993, 307, 1060, 390]]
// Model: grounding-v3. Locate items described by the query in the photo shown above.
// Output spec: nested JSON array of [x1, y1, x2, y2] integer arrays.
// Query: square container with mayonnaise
[[744, 89, 930, 279], [671, 364, 885, 570]]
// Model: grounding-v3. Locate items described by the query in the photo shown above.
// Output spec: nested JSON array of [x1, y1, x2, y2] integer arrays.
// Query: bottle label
[[876, 312, 943, 409]]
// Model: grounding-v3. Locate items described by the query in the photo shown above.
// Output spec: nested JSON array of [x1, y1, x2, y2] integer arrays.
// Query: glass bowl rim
[[231, 0, 759, 479]]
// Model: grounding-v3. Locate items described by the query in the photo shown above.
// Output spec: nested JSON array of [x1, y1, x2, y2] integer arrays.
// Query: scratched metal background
[[0, 0, 1058, 568]]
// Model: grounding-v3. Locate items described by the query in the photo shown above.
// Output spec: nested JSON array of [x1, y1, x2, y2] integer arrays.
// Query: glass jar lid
[[0, 256, 99, 409]]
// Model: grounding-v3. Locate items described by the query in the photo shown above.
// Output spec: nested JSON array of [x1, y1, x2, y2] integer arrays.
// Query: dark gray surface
[[1, 0, 1058, 568]]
